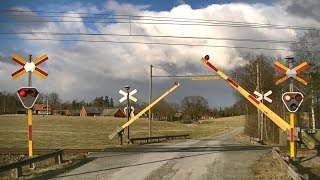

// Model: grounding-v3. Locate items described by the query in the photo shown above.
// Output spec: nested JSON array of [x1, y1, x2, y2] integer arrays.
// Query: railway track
[[0, 148, 104, 155]]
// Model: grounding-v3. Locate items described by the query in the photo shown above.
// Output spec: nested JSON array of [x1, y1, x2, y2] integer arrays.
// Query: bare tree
[[181, 96, 209, 120]]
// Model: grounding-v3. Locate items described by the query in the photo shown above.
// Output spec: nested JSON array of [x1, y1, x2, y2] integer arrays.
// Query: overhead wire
[[0, 31, 315, 45], [0, 9, 319, 52], [1, 9, 319, 30], [0, 37, 295, 51]]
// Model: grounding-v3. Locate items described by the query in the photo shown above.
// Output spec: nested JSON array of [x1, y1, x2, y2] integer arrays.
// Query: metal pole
[[125, 85, 130, 140], [149, 65, 152, 138], [261, 91, 264, 142], [46, 97, 49, 116], [286, 56, 295, 159], [290, 113, 295, 158], [28, 55, 34, 168], [28, 55, 32, 87]]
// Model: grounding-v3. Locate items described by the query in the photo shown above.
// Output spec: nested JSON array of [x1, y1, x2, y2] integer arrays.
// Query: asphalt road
[[52, 128, 270, 180]]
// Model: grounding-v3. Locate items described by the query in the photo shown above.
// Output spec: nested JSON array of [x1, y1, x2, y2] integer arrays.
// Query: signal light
[[281, 92, 304, 113], [18, 89, 27, 97], [204, 55, 210, 60], [283, 94, 291, 102], [16, 87, 39, 109]]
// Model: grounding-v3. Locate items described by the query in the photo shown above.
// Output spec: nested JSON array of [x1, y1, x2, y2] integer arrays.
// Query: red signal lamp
[[28, 90, 38, 97], [204, 55, 210, 60], [18, 89, 27, 97], [283, 94, 291, 102], [295, 94, 302, 102]]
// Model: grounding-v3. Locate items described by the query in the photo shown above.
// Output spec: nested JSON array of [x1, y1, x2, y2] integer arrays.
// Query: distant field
[[0, 115, 245, 149]]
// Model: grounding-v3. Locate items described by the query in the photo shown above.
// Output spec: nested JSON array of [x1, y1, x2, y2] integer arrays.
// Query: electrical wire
[[0, 37, 294, 51], [1, 9, 319, 31], [0, 31, 315, 44]]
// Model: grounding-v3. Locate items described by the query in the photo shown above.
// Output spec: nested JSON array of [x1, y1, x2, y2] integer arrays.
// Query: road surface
[[52, 128, 270, 180]]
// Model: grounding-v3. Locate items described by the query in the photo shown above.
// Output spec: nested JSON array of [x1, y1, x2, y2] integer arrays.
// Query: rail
[[272, 148, 308, 180], [0, 148, 103, 155], [128, 134, 190, 144], [0, 149, 63, 178]]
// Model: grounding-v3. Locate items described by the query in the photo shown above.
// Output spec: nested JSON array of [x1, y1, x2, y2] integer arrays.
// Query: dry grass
[[250, 153, 291, 180], [0, 115, 245, 149]]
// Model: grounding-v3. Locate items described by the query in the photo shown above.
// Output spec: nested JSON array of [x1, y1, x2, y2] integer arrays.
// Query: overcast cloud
[[0, 0, 319, 108]]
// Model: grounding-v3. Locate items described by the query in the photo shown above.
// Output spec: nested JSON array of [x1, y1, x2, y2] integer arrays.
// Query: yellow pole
[[290, 113, 295, 158], [28, 109, 33, 157]]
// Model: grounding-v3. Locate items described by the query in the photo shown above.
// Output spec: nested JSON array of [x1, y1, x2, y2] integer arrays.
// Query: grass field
[[0, 115, 245, 149]]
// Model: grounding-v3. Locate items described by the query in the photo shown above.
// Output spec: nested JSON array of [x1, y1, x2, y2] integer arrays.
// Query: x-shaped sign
[[11, 54, 48, 79], [274, 61, 308, 85], [254, 90, 273, 103], [119, 89, 137, 103]]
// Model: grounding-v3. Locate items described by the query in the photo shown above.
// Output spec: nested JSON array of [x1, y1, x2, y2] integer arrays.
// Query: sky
[[0, 0, 319, 108]]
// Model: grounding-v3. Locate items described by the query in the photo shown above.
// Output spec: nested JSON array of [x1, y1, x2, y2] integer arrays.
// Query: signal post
[[274, 56, 308, 160], [11, 53, 48, 164]]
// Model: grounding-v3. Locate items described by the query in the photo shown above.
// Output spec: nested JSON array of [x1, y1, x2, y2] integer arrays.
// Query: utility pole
[[256, 62, 262, 142], [125, 85, 130, 140], [46, 97, 49, 116], [149, 65, 152, 138]]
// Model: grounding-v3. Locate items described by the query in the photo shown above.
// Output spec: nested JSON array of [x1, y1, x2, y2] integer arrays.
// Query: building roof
[[69, 110, 80, 115], [174, 112, 183, 118], [101, 108, 124, 116], [33, 104, 52, 111], [84, 107, 105, 114]]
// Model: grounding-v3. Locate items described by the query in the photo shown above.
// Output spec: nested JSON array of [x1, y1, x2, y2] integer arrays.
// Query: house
[[80, 106, 105, 116], [33, 104, 52, 115], [101, 108, 126, 118], [56, 110, 71, 116], [173, 112, 183, 121], [69, 110, 80, 116]]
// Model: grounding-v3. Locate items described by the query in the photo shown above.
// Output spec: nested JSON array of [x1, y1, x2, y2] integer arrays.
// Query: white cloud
[[1, 1, 319, 106]]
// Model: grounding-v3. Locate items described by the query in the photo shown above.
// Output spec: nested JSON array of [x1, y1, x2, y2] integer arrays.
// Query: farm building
[[173, 112, 183, 121], [100, 108, 126, 118], [32, 104, 52, 115], [80, 106, 105, 116], [56, 110, 71, 116], [69, 110, 80, 116]]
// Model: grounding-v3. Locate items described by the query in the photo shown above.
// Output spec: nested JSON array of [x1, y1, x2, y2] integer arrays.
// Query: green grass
[[0, 115, 245, 149]]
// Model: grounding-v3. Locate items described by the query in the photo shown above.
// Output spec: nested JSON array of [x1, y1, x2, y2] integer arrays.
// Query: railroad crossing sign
[[119, 89, 137, 103], [11, 54, 48, 79], [17, 87, 39, 109], [254, 90, 273, 103], [274, 61, 309, 85]]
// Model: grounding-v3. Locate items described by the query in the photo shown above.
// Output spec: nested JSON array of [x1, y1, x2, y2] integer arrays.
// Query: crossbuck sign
[[119, 89, 137, 103], [254, 90, 273, 103]]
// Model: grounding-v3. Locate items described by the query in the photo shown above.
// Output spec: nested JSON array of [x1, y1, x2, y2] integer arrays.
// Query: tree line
[[0, 89, 241, 120]]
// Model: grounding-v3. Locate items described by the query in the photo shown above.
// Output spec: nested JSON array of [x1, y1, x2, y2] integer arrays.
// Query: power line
[[0, 37, 294, 51], [0, 31, 308, 44], [1, 9, 319, 31]]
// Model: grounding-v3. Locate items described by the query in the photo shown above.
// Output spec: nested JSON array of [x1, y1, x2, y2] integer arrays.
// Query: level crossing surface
[[52, 128, 269, 180]]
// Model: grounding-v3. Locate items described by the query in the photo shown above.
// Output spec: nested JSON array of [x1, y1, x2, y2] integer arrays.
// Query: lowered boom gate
[[200, 55, 292, 147], [109, 82, 180, 140]]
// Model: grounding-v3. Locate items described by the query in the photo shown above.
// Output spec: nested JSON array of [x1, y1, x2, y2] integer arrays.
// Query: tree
[[290, 30, 320, 129], [48, 92, 61, 110], [152, 100, 176, 121], [231, 53, 281, 140], [109, 98, 114, 107], [181, 96, 209, 120], [104, 96, 109, 107]]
